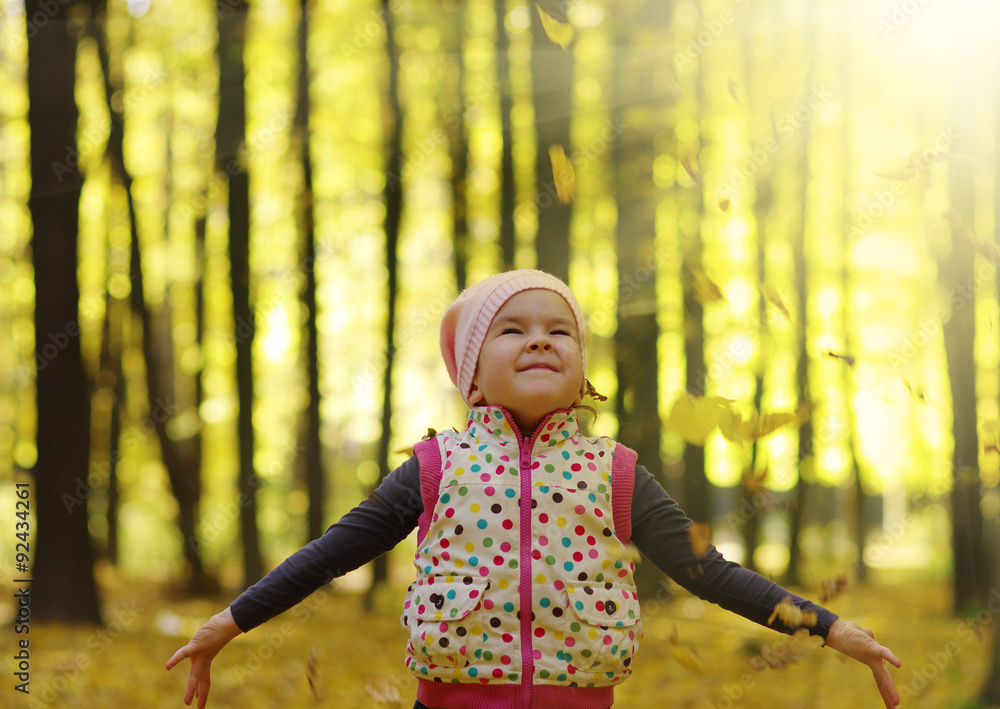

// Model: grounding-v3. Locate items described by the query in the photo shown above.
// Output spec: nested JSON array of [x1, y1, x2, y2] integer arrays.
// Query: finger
[[880, 645, 902, 669], [166, 646, 190, 671], [184, 667, 200, 706], [873, 664, 900, 708], [197, 673, 211, 709]]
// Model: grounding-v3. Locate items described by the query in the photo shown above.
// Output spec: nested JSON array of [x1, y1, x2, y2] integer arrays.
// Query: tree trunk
[[449, 13, 469, 292], [945, 62, 989, 615], [784, 68, 815, 589], [366, 0, 404, 610], [216, 0, 262, 589], [295, 0, 325, 543], [531, 0, 572, 279], [27, 4, 102, 624], [496, 0, 515, 271], [612, 0, 670, 599]]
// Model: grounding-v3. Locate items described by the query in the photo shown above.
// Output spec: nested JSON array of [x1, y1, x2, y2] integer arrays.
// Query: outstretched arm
[[165, 607, 242, 709], [824, 618, 902, 708]]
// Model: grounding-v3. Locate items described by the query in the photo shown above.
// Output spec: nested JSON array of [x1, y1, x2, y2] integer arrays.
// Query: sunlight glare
[[261, 303, 291, 362]]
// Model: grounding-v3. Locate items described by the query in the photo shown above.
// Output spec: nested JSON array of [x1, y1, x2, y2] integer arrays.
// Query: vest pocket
[[402, 577, 489, 668], [565, 582, 641, 673]]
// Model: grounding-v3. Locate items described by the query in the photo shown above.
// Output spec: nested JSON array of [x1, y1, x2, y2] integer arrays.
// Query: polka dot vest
[[404, 407, 642, 696]]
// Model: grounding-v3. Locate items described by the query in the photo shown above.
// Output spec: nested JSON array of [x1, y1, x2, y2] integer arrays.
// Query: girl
[[167, 269, 901, 709]]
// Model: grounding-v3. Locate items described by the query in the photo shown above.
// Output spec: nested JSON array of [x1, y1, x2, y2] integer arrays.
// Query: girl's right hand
[[166, 606, 242, 709]]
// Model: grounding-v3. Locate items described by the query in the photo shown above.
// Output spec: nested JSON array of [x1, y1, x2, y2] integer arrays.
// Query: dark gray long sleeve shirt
[[229, 457, 837, 639]]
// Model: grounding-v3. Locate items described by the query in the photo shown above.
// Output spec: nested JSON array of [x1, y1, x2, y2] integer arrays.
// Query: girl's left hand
[[824, 618, 902, 708]]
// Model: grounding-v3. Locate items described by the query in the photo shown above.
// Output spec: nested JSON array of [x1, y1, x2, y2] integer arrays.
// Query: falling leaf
[[743, 468, 768, 494], [795, 401, 813, 426], [670, 645, 709, 674], [760, 283, 791, 322], [687, 522, 713, 558], [718, 407, 746, 444], [719, 196, 731, 212], [667, 393, 735, 445], [727, 77, 740, 103], [306, 648, 320, 699], [667, 621, 679, 644], [818, 574, 850, 603], [825, 350, 856, 367], [943, 209, 1000, 262], [743, 411, 797, 441], [535, 4, 574, 49], [767, 596, 817, 629], [619, 299, 658, 318], [690, 267, 724, 304], [903, 379, 928, 403], [680, 156, 705, 188], [549, 144, 576, 204], [753, 628, 825, 670], [364, 675, 402, 708]]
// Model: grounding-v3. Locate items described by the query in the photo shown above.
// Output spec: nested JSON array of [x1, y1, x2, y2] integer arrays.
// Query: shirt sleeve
[[629, 465, 838, 638], [229, 455, 424, 632]]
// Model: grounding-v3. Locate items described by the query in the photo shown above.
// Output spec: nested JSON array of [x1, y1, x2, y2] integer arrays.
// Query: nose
[[527, 335, 553, 351]]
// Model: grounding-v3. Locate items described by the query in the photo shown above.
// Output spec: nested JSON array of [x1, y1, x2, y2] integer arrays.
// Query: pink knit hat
[[441, 270, 587, 406]]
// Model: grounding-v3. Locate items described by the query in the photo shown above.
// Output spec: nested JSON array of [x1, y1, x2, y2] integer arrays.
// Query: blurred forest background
[[2, 0, 1000, 705]]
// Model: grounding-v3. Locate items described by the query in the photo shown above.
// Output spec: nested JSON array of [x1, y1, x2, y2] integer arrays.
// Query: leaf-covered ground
[[1, 567, 995, 709]]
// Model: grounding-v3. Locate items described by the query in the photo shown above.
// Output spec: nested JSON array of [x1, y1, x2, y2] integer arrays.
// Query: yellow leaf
[[767, 596, 817, 629], [691, 267, 724, 304], [687, 522, 712, 558], [306, 648, 320, 699], [719, 196, 731, 212], [727, 76, 740, 103], [760, 283, 791, 322], [824, 350, 856, 367], [680, 156, 705, 188], [548, 144, 576, 204], [718, 407, 746, 444], [670, 645, 708, 674], [535, 4, 574, 48], [667, 393, 734, 445], [742, 467, 768, 493], [795, 401, 813, 426], [743, 411, 797, 441]]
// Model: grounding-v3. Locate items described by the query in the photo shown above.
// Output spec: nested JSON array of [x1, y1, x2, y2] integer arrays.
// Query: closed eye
[[501, 327, 523, 335], [551, 329, 572, 336]]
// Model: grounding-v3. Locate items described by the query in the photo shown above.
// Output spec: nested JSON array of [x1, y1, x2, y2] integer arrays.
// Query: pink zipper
[[510, 408, 555, 709]]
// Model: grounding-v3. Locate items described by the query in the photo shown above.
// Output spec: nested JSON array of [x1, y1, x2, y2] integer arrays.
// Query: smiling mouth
[[520, 364, 558, 372]]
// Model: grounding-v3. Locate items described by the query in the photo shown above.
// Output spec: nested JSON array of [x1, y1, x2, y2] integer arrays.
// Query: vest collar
[[467, 406, 579, 448]]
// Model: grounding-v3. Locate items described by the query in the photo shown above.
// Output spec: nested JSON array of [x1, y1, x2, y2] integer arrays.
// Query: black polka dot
[[578, 572, 588, 581], [552, 493, 563, 503], [490, 617, 502, 628], [456, 626, 467, 637], [552, 607, 563, 617], [602, 528, 613, 537], [583, 586, 594, 595], [491, 504, 502, 514], [439, 637, 450, 647], [455, 525, 464, 535], [577, 481, 587, 490]]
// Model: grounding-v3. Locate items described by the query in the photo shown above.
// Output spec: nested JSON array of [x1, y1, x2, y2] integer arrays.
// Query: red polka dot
[[501, 655, 512, 665], [502, 520, 513, 530], [539, 536, 548, 546], [575, 525, 585, 536], [445, 508, 455, 518], [532, 549, 542, 560], [574, 505, 586, 515], [502, 633, 514, 643], [565, 637, 576, 647], [500, 541, 511, 552], [485, 486, 495, 496], [594, 508, 604, 517], [534, 627, 545, 638], [493, 669, 504, 678], [539, 513, 549, 523], [573, 552, 583, 562], [493, 555, 504, 566], [596, 601, 605, 611], [554, 580, 565, 590], [440, 539, 450, 548], [588, 549, 599, 559], [587, 536, 596, 545]]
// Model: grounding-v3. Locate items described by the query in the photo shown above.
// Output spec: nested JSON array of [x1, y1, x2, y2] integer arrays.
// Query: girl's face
[[468, 289, 584, 433]]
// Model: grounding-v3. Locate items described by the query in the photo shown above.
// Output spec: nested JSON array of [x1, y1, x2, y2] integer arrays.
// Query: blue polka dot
[[505, 488, 516, 498], [477, 519, 488, 530], [564, 561, 574, 571]]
